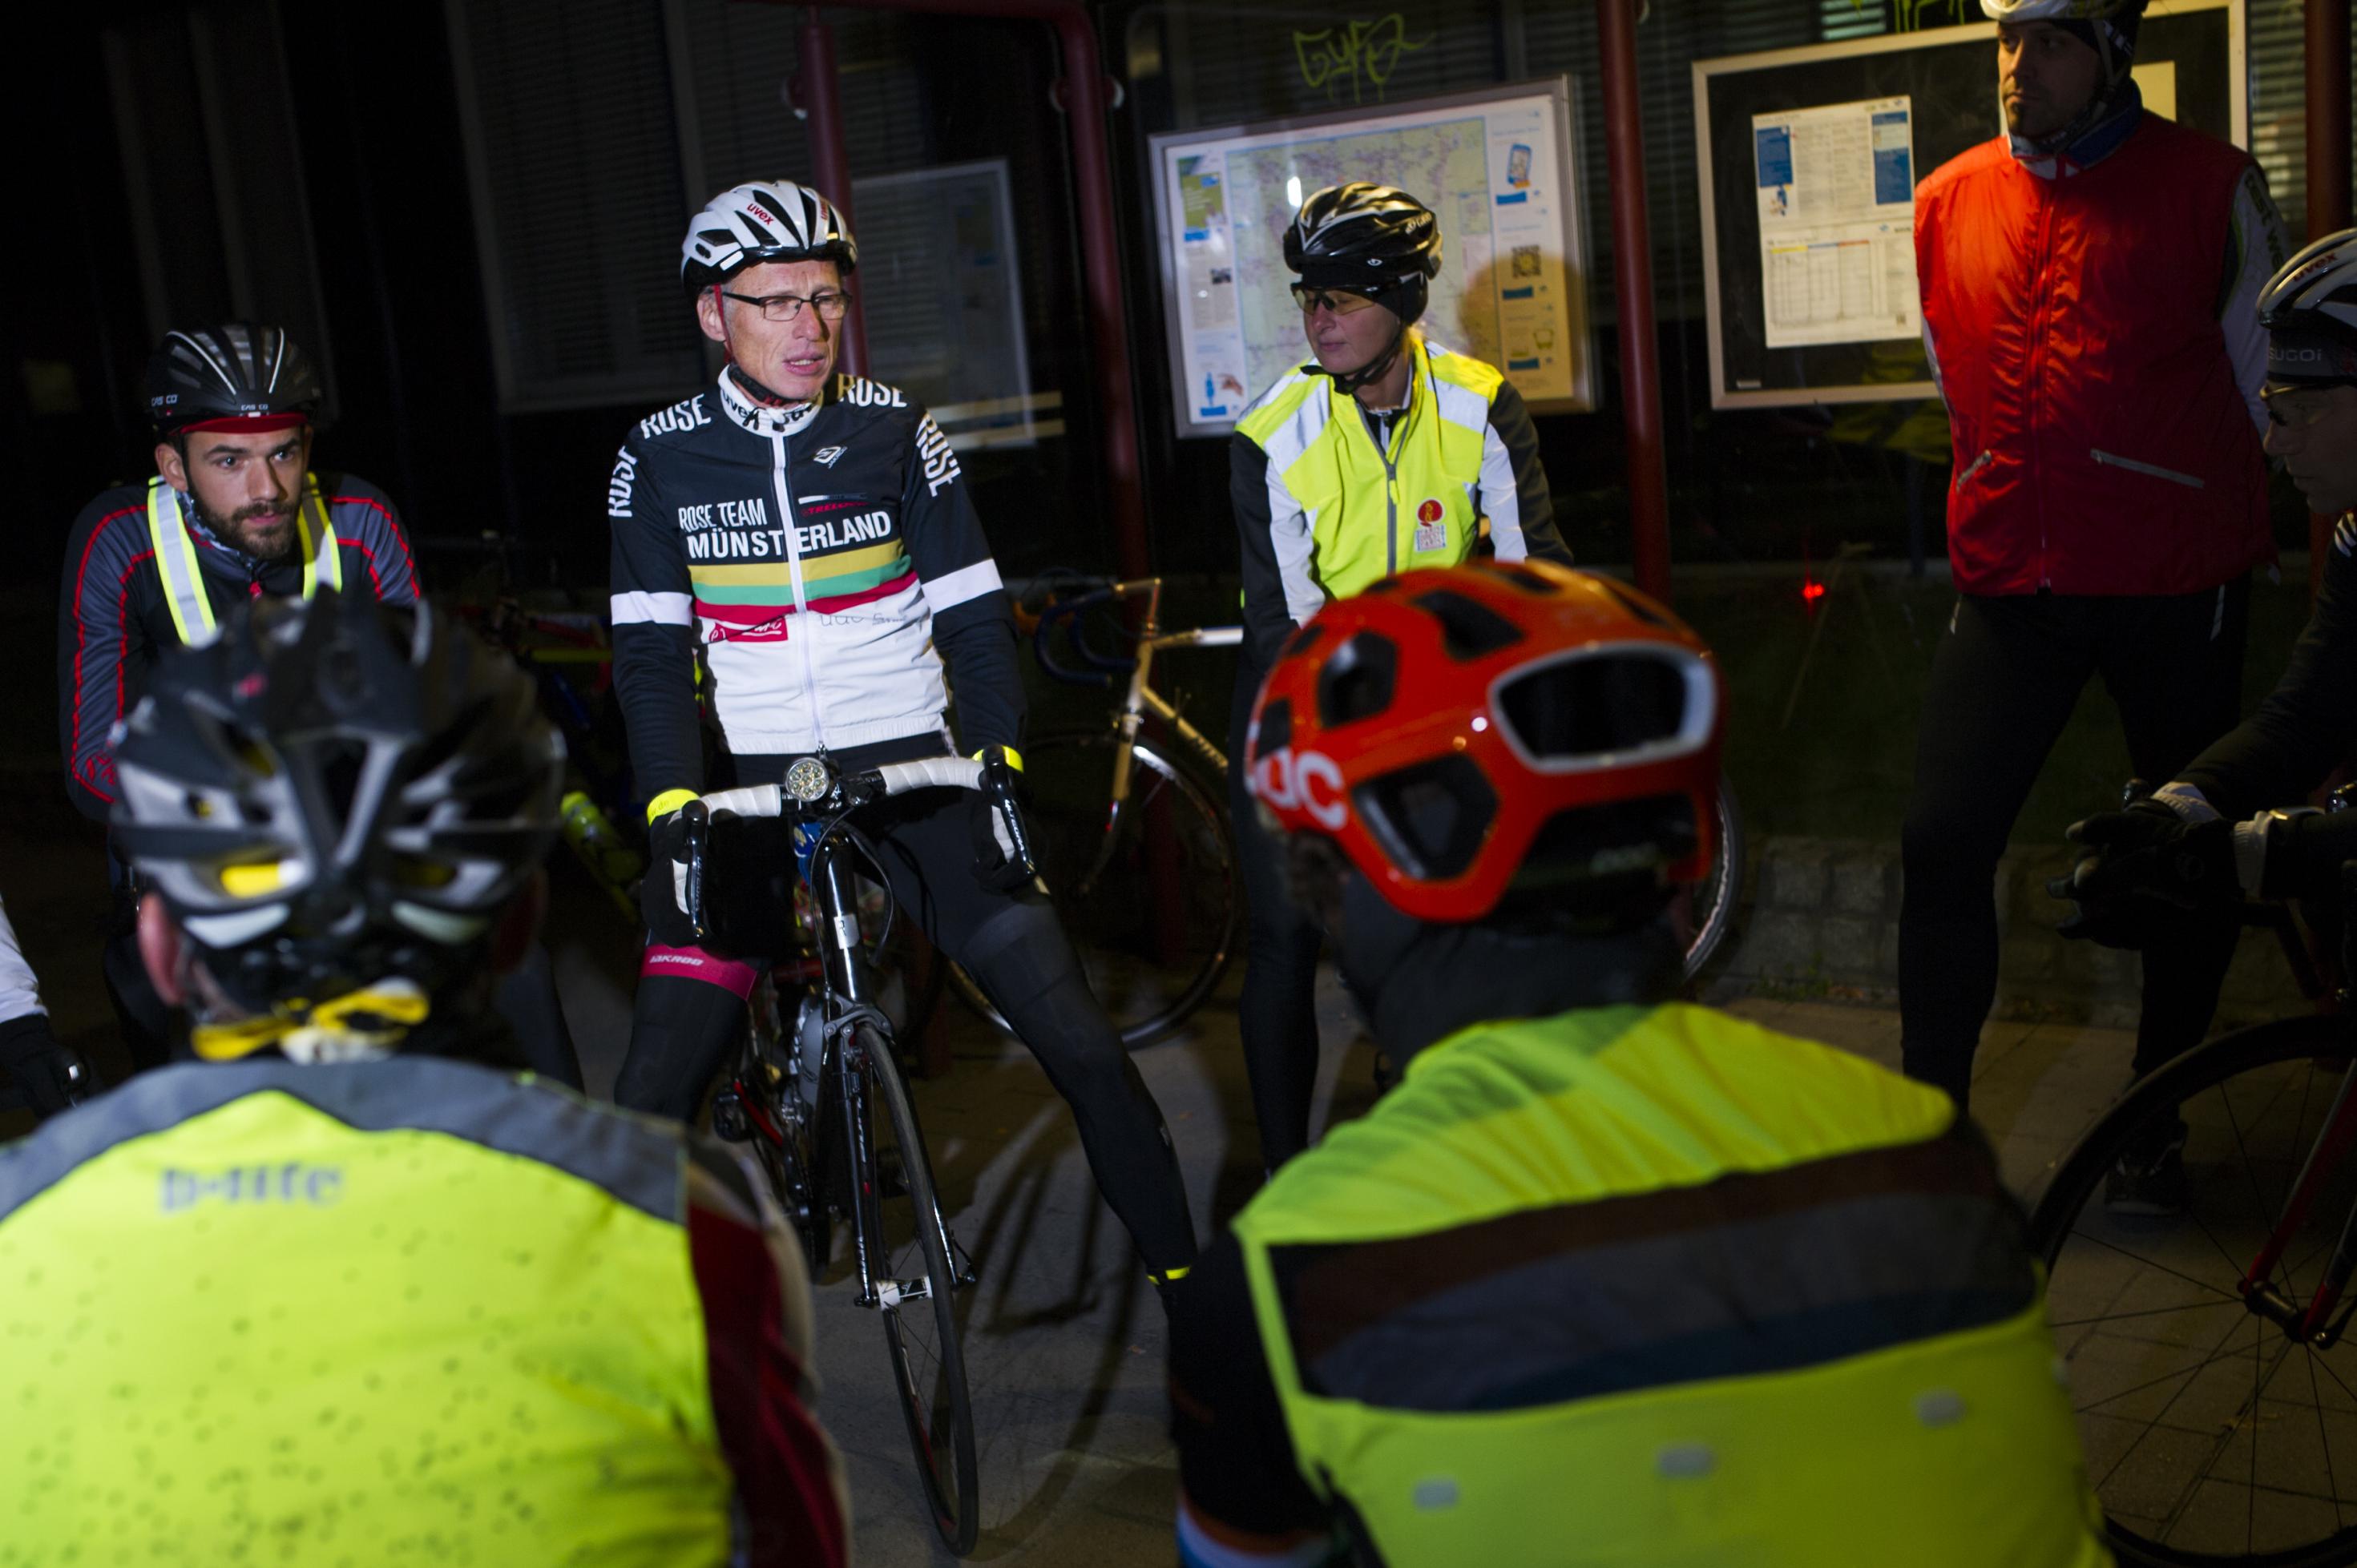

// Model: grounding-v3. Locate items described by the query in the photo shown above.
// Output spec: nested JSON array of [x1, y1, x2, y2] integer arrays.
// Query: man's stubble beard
[[192, 491, 298, 563]]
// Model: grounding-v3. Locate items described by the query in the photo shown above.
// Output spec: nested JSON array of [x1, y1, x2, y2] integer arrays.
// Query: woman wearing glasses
[[1227, 182, 1572, 1172]]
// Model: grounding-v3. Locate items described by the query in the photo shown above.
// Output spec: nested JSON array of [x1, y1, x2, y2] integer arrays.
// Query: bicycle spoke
[[2049, 1296, 2250, 1331], [2311, 1348, 2346, 1530], [2092, 1312, 2254, 1493], [2064, 1226, 2248, 1308], [2218, 1077, 2307, 1304]]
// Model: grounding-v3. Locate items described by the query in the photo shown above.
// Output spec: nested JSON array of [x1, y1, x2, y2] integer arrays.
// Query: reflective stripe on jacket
[[0, 1057, 746, 1562], [145, 473, 343, 646], [57, 470, 417, 821], [1230, 1002, 2109, 1567], [1916, 116, 2271, 596]]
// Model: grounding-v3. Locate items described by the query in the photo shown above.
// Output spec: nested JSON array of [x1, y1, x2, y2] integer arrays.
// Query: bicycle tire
[[2028, 1014, 2357, 1568], [950, 728, 1237, 1049], [846, 1022, 980, 1554], [1675, 772, 1745, 983]]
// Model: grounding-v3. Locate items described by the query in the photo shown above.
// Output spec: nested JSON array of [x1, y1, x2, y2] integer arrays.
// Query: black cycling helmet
[[681, 179, 858, 298], [1284, 183, 1444, 325], [111, 591, 564, 1057], [146, 324, 325, 437]]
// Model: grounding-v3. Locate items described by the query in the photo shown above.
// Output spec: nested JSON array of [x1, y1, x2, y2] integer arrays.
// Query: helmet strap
[[1318, 319, 1411, 398]]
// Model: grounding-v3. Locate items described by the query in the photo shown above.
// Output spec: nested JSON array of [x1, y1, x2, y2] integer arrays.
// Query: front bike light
[[785, 756, 832, 803]]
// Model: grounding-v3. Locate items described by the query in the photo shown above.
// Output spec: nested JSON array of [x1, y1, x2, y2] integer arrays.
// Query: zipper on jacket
[[1954, 449, 1994, 492], [2027, 200, 2056, 588], [2090, 449, 2206, 490], [769, 430, 828, 748]]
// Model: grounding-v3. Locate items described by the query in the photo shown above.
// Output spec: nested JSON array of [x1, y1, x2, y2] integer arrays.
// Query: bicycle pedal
[[711, 1090, 751, 1143]]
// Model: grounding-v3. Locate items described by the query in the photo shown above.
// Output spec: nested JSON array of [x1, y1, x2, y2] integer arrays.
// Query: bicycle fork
[[2241, 1060, 2357, 1345], [809, 836, 964, 1311]]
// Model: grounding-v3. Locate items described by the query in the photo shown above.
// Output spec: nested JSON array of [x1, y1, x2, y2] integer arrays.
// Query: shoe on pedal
[[2105, 1141, 2188, 1216]]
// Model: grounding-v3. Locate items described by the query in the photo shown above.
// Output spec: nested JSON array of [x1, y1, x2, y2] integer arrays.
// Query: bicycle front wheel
[[2029, 1014, 2357, 1568], [952, 728, 1237, 1048], [845, 1022, 979, 1554]]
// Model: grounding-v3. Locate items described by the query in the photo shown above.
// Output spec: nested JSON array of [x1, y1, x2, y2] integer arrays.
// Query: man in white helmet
[[1900, 0, 2289, 1119], [2055, 229, 2357, 1211], [606, 179, 1199, 1288]]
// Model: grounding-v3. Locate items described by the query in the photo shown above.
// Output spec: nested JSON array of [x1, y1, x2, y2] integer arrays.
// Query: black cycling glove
[[0, 1013, 99, 1119], [640, 796, 704, 949], [967, 748, 1036, 894], [2049, 799, 2238, 949]]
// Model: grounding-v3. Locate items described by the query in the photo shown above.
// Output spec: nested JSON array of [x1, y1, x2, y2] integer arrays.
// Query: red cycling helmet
[[1244, 560, 1724, 924]]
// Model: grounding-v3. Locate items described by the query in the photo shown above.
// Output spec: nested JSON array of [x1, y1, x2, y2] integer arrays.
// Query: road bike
[[950, 576, 1241, 1047], [2030, 867, 2357, 1566], [681, 753, 1022, 1555], [947, 575, 1746, 1050]]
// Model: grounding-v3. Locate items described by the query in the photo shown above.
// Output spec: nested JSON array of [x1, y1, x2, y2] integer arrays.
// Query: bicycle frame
[[1041, 577, 1240, 888]]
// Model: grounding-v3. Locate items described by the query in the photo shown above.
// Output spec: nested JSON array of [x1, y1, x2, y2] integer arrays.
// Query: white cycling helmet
[[680, 179, 857, 298], [2259, 228, 2357, 389], [1983, 0, 2145, 82]]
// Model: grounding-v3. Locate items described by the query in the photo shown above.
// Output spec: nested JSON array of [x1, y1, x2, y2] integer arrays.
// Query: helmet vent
[[1254, 698, 1294, 758], [1412, 590, 1525, 660], [1317, 632, 1398, 728], [1498, 654, 1687, 760], [1354, 756, 1495, 881]]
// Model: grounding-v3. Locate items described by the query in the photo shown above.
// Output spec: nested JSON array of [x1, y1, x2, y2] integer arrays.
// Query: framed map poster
[[1149, 79, 1594, 439]]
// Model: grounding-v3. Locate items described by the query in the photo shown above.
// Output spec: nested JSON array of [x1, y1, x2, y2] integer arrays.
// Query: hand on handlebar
[[641, 792, 708, 948], [2048, 784, 2238, 950], [968, 747, 1039, 894]]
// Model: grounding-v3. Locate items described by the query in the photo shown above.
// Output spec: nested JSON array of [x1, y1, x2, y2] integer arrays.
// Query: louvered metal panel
[[448, 0, 703, 409]]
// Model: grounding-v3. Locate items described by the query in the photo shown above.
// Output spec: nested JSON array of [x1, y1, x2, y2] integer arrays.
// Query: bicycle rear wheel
[[2029, 1014, 2357, 1567], [952, 728, 1237, 1047], [844, 1021, 979, 1554]]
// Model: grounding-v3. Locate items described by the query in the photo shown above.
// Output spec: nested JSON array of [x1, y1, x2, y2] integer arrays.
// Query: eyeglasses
[[2262, 386, 2351, 431], [720, 288, 854, 324], [1290, 285, 1385, 317]]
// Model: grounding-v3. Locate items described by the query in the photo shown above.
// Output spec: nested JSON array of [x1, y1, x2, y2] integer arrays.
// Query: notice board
[[1693, 0, 2243, 409], [1150, 79, 1594, 438]]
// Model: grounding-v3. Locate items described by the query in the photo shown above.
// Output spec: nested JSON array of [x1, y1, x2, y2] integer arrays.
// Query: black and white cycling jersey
[[607, 370, 1023, 796]]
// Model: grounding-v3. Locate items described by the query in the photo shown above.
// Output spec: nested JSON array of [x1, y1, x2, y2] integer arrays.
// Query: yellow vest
[[1232, 1003, 2110, 1567], [0, 1057, 738, 1564], [1236, 334, 1502, 602], [144, 472, 344, 647]]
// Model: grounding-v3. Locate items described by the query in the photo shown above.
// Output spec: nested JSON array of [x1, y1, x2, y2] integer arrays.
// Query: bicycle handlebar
[[678, 756, 1027, 945]]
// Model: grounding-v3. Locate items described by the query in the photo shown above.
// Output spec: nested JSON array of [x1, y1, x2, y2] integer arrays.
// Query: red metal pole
[[1596, 0, 1672, 603], [2305, 0, 2351, 585], [796, 10, 870, 377]]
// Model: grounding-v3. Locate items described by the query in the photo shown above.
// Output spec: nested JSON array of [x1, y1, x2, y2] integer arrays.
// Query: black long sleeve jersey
[[2180, 511, 2357, 820], [607, 371, 1023, 798]]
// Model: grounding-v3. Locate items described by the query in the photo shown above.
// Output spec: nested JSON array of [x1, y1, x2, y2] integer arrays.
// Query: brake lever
[[982, 752, 1039, 881], [681, 798, 711, 943]]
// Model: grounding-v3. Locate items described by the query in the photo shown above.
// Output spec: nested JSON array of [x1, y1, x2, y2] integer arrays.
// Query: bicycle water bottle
[[559, 791, 645, 899]]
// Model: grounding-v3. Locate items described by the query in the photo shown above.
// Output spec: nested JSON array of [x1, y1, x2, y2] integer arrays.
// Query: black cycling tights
[[615, 757, 1198, 1278], [1899, 585, 2249, 1110], [1227, 673, 1326, 1171]]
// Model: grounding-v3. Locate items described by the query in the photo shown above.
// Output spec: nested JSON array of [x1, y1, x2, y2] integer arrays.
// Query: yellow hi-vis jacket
[[0, 1056, 748, 1563], [1230, 1002, 2110, 1567], [1229, 333, 1570, 671]]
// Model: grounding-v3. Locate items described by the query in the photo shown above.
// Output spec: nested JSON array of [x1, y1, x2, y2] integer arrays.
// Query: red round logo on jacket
[[1416, 499, 1444, 524]]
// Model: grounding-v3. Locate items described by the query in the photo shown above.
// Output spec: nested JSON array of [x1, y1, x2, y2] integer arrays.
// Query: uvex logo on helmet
[[1249, 745, 1348, 832]]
